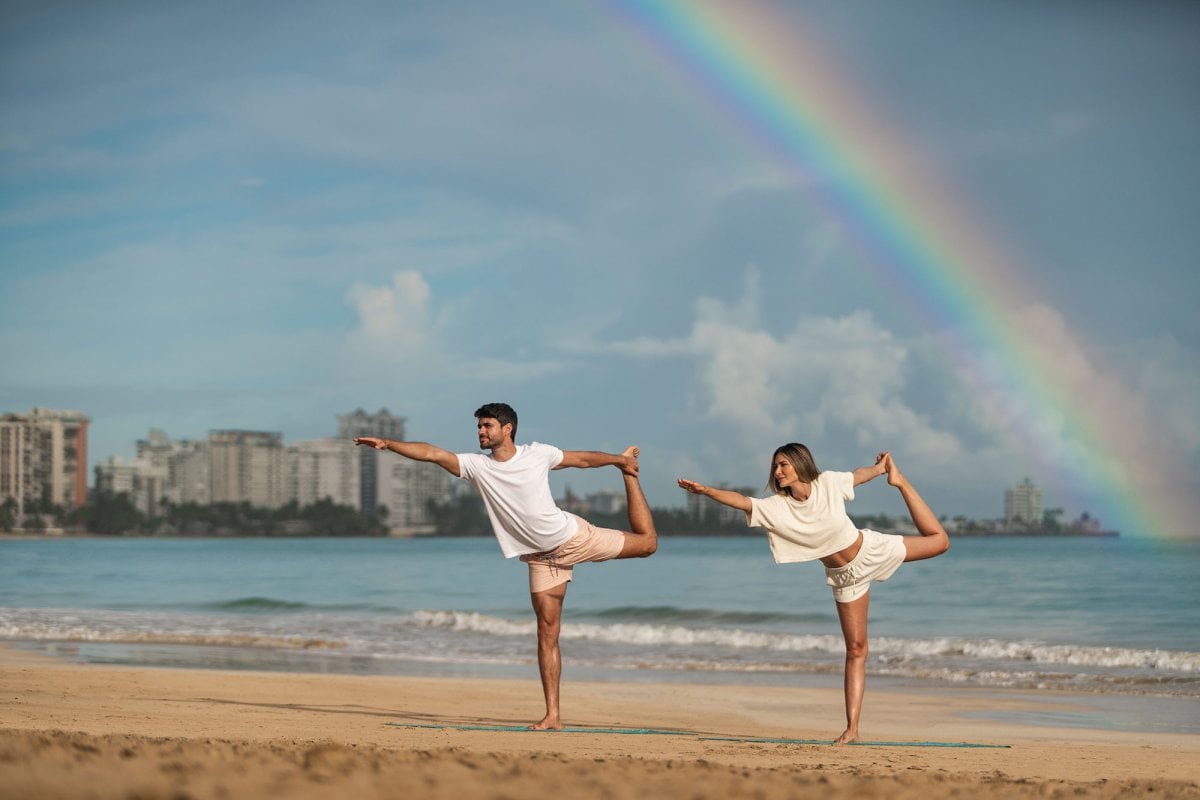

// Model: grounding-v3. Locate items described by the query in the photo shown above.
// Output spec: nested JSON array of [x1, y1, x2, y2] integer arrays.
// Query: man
[[354, 402, 657, 729]]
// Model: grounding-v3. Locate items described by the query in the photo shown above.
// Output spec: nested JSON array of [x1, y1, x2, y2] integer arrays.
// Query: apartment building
[[208, 430, 286, 509], [136, 429, 210, 506], [338, 408, 406, 513], [377, 454, 452, 534], [0, 408, 89, 518], [1005, 477, 1043, 526], [94, 455, 165, 517], [287, 437, 361, 509], [686, 483, 756, 527]]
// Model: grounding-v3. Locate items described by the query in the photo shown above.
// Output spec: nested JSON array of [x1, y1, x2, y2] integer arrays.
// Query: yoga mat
[[386, 723, 690, 736], [700, 735, 1010, 748], [385, 722, 1009, 747]]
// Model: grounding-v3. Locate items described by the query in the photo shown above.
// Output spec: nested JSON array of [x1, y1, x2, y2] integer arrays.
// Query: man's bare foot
[[882, 452, 908, 489], [528, 716, 563, 731], [620, 445, 640, 477], [833, 728, 859, 745]]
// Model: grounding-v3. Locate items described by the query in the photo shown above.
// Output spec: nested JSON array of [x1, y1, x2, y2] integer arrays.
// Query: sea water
[[2, 535, 1198, 732]]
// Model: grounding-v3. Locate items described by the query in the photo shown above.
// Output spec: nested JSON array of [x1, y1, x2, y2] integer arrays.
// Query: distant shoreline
[[0, 529, 1119, 540]]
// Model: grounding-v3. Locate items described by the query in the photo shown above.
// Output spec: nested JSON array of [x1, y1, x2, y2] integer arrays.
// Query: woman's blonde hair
[[767, 442, 821, 494]]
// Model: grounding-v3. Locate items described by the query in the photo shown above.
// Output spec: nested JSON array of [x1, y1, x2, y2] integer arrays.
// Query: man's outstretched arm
[[555, 448, 638, 476], [353, 437, 461, 477]]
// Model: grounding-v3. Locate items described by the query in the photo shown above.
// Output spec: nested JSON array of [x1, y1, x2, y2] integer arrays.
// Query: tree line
[[1, 492, 388, 537], [2, 489, 1086, 538]]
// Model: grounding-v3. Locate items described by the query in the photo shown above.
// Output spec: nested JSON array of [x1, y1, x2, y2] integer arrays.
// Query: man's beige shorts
[[520, 514, 626, 593], [823, 529, 906, 603]]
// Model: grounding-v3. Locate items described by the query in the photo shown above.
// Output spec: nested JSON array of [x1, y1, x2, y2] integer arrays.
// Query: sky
[[2, 0, 1198, 536]]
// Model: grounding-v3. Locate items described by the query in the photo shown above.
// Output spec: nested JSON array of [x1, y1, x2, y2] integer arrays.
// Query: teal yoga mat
[[384, 722, 1009, 747], [386, 723, 688, 735], [699, 735, 1010, 748]]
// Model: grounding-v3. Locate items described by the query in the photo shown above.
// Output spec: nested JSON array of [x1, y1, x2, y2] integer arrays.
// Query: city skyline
[[3, 2, 1197, 536], [15, 403, 1074, 522]]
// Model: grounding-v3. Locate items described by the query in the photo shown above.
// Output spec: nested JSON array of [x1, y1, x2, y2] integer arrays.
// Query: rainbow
[[606, 0, 1194, 539]]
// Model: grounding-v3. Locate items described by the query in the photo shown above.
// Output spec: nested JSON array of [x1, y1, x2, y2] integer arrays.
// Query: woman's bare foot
[[833, 727, 860, 745], [882, 452, 908, 489], [620, 445, 640, 477], [528, 715, 563, 731]]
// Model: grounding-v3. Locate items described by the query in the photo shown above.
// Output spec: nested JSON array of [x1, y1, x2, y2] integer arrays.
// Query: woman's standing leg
[[834, 591, 870, 744]]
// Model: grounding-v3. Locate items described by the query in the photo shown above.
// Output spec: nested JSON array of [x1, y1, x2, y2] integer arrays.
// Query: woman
[[678, 446, 949, 744]]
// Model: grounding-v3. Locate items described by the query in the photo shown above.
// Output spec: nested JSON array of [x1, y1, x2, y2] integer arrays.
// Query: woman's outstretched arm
[[677, 479, 753, 512], [851, 451, 890, 487]]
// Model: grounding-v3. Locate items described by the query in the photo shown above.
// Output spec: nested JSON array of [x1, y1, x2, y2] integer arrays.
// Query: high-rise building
[[686, 483, 756, 527], [209, 430, 286, 509], [377, 455, 451, 534], [288, 437, 361, 509], [94, 455, 165, 517], [1005, 477, 1043, 526], [339, 408, 451, 534], [588, 488, 628, 515], [338, 409, 406, 513], [137, 430, 209, 506], [0, 408, 89, 518]]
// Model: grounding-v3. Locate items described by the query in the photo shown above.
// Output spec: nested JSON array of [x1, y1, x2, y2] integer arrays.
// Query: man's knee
[[635, 529, 658, 557], [620, 531, 657, 559], [536, 616, 561, 638]]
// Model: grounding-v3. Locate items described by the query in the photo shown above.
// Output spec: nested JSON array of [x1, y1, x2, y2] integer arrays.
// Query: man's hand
[[353, 437, 388, 450]]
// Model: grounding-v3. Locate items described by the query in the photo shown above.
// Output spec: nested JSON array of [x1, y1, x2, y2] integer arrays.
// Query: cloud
[[614, 270, 963, 463], [346, 270, 436, 356], [341, 269, 566, 386]]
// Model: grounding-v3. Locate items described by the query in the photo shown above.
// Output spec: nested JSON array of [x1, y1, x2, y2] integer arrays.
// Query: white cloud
[[341, 269, 566, 386], [346, 270, 435, 355], [615, 272, 964, 464]]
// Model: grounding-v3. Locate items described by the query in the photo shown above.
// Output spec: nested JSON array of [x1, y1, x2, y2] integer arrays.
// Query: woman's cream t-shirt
[[746, 471, 859, 563]]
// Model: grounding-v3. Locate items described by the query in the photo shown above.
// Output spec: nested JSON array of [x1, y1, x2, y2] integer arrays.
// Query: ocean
[[2, 534, 1198, 733]]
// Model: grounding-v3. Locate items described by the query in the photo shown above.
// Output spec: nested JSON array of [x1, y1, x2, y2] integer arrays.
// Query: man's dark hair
[[475, 402, 518, 440]]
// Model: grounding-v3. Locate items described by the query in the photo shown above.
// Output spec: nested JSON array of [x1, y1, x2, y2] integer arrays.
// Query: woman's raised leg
[[883, 454, 949, 563]]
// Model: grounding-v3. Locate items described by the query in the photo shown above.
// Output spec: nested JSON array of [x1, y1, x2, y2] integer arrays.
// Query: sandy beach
[[1, 645, 1197, 799]]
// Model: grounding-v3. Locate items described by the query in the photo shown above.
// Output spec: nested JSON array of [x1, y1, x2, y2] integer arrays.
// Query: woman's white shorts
[[823, 529, 906, 603]]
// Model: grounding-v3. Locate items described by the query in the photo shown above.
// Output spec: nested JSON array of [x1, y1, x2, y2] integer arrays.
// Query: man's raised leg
[[617, 446, 657, 559], [529, 581, 568, 730]]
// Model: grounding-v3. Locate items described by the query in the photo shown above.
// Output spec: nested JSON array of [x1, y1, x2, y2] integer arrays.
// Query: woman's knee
[[844, 638, 869, 662], [904, 533, 948, 562]]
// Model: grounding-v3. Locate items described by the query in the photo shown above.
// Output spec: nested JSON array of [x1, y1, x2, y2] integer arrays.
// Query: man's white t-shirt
[[746, 471, 860, 563], [456, 442, 578, 558]]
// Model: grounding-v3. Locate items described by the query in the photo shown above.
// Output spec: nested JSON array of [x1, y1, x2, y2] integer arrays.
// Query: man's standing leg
[[529, 580, 568, 730], [527, 445, 654, 730]]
